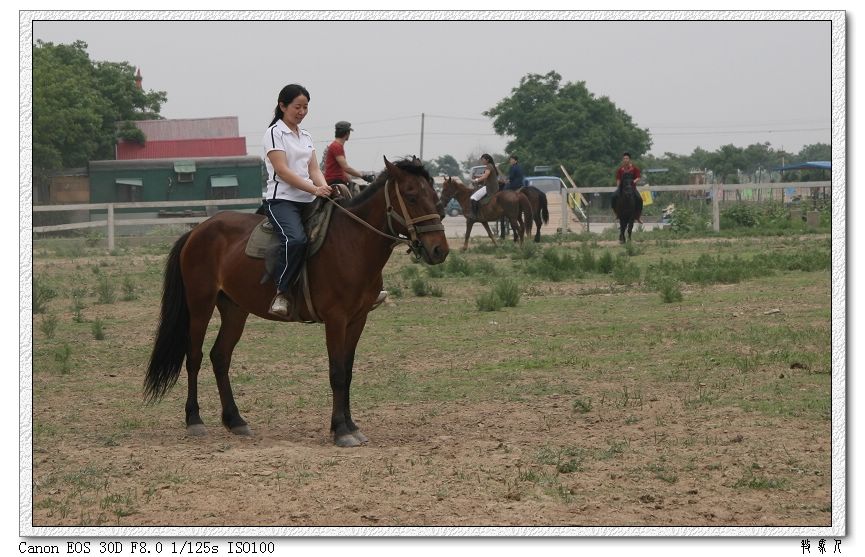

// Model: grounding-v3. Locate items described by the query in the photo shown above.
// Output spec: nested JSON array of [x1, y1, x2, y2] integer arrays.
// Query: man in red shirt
[[323, 121, 373, 194], [612, 152, 643, 223]]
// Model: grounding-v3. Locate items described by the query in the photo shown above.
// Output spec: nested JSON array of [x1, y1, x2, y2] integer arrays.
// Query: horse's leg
[[210, 293, 252, 436], [341, 314, 369, 444], [183, 288, 219, 436], [628, 220, 634, 242], [480, 221, 497, 246], [462, 221, 474, 251], [325, 315, 368, 447], [534, 211, 542, 243], [619, 219, 626, 244]]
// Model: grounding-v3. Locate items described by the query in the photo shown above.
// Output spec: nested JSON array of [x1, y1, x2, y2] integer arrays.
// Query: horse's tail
[[538, 190, 549, 224], [518, 193, 532, 228], [144, 231, 192, 403]]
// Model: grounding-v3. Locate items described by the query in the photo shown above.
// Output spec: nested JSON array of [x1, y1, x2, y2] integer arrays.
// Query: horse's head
[[382, 157, 449, 265], [439, 176, 460, 206]]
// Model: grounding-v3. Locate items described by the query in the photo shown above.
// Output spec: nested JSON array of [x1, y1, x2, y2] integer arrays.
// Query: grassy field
[[29, 227, 833, 527]]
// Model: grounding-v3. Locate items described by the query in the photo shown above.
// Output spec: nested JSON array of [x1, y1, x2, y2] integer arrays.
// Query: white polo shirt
[[262, 119, 316, 203]]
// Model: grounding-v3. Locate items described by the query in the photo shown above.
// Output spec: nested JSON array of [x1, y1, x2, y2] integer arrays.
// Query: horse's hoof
[[230, 424, 253, 436], [186, 424, 208, 437], [334, 433, 363, 448], [351, 430, 369, 444]]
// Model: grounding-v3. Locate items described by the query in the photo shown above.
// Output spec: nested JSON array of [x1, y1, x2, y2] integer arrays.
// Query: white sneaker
[[371, 290, 388, 310], [269, 294, 290, 316]]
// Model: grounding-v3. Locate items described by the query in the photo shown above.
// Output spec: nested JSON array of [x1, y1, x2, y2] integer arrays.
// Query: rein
[[323, 178, 444, 259]]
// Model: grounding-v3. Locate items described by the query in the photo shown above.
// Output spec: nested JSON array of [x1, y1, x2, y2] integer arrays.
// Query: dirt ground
[[31, 380, 830, 528], [29, 236, 832, 529]]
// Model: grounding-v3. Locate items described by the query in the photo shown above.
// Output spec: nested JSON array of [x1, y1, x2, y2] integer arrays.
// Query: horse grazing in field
[[499, 186, 550, 243], [439, 177, 532, 250], [612, 184, 639, 243], [144, 158, 449, 447]]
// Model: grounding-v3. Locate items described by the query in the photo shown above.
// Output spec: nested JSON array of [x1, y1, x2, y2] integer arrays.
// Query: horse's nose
[[431, 243, 449, 263]]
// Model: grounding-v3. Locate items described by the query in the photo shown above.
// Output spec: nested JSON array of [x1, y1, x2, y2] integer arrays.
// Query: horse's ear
[[383, 156, 401, 178]]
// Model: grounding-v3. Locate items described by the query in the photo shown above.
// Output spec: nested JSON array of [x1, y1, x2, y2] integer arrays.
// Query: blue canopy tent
[[772, 161, 830, 205], [772, 161, 831, 171]]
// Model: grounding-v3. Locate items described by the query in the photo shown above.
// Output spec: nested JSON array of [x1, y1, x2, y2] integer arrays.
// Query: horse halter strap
[[384, 178, 444, 244], [322, 177, 444, 254]]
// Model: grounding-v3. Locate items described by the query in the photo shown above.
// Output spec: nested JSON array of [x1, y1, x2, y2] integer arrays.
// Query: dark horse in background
[[498, 185, 549, 243], [439, 177, 532, 250], [612, 184, 639, 243], [145, 158, 449, 447]]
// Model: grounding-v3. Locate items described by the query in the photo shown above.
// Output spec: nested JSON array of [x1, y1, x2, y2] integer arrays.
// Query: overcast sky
[[29, 14, 833, 173]]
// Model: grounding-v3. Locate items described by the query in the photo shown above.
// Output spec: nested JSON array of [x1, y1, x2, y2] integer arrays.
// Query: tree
[[484, 71, 651, 186], [424, 154, 462, 178], [32, 40, 167, 172]]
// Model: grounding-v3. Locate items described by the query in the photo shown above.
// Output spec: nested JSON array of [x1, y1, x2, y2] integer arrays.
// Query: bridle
[[325, 176, 444, 260]]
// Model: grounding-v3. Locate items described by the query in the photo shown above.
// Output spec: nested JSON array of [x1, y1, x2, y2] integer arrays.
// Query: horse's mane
[[341, 158, 434, 208]]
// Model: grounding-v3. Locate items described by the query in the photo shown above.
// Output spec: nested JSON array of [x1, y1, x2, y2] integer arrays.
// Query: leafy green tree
[[484, 71, 651, 186], [33, 40, 167, 171], [424, 154, 462, 178]]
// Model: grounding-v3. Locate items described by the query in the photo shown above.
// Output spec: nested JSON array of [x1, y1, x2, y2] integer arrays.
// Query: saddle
[[245, 185, 351, 322]]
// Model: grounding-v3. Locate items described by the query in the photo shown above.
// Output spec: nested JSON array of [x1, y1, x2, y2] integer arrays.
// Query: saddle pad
[[244, 186, 349, 260]]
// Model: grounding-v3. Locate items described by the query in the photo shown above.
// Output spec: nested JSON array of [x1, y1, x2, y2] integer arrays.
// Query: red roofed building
[[117, 116, 247, 160], [116, 68, 247, 159]]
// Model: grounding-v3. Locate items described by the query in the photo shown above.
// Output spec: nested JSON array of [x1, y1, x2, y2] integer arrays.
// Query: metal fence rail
[[33, 198, 262, 250], [31, 181, 831, 249], [559, 181, 830, 233]]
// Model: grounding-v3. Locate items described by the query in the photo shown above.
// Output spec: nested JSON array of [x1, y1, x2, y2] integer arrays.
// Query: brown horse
[[144, 158, 449, 447], [498, 185, 550, 243], [439, 177, 532, 250]]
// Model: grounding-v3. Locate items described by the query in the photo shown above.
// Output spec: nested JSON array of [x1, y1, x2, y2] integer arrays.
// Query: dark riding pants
[[265, 199, 308, 293]]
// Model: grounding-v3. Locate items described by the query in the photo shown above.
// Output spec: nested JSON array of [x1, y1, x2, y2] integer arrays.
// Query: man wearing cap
[[323, 121, 374, 192]]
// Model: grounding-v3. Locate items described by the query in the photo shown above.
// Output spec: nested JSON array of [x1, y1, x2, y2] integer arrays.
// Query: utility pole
[[419, 113, 425, 162]]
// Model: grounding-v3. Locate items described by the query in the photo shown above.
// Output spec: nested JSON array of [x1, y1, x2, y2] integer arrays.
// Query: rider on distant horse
[[469, 153, 500, 219], [612, 152, 643, 223], [322, 120, 374, 195]]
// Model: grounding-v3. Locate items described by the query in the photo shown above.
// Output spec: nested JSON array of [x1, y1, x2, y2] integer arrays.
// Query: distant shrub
[[33, 278, 57, 314], [612, 254, 640, 285], [445, 254, 473, 276], [476, 291, 503, 312], [596, 251, 615, 274], [39, 313, 58, 339], [121, 276, 138, 301], [494, 278, 521, 307], [411, 277, 432, 297], [96, 274, 116, 304], [91, 319, 106, 340]]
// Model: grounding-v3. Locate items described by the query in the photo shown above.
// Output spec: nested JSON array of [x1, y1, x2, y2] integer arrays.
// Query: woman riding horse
[[145, 158, 449, 447]]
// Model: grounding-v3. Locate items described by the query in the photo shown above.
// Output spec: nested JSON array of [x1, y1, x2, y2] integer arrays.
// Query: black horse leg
[[619, 219, 626, 243], [210, 294, 251, 436], [341, 313, 369, 444], [325, 317, 367, 447], [183, 290, 218, 436]]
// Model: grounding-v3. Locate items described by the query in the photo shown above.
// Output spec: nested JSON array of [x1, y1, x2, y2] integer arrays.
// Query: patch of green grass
[[733, 470, 788, 490], [91, 319, 106, 340], [39, 313, 59, 339], [33, 278, 57, 314], [95, 274, 116, 304], [476, 291, 503, 312], [493, 278, 520, 307]]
